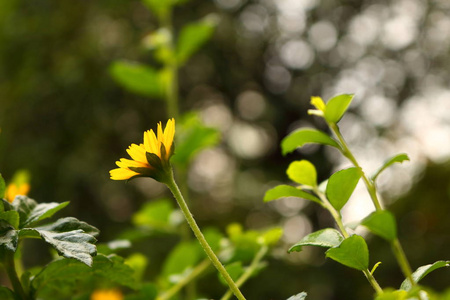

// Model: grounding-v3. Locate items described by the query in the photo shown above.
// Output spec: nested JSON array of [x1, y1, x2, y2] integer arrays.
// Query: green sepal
[[325, 235, 369, 271], [289, 228, 344, 253]]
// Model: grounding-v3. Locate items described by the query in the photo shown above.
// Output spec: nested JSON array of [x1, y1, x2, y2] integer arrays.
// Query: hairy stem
[[165, 172, 247, 300], [220, 246, 269, 300], [157, 259, 211, 300], [4, 250, 28, 300], [328, 123, 415, 289]]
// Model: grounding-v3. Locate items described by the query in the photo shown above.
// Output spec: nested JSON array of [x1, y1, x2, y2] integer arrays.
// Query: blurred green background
[[1, 0, 450, 299]]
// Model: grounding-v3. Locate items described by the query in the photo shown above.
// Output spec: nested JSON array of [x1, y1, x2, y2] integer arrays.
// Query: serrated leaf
[[400, 261, 450, 291], [372, 154, 410, 181], [281, 129, 339, 156], [287, 160, 317, 187], [12, 195, 38, 227], [326, 235, 369, 271], [176, 15, 218, 65], [32, 254, 138, 299], [110, 61, 163, 98], [287, 292, 308, 300], [324, 94, 354, 123], [218, 262, 244, 286], [326, 167, 361, 211], [289, 228, 344, 253], [22, 201, 69, 227], [171, 113, 220, 168], [0, 220, 18, 252], [0, 211, 19, 229], [20, 217, 99, 266], [361, 210, 397, 241], [264, 185, 321, 205], [0, 174, 5, 199]]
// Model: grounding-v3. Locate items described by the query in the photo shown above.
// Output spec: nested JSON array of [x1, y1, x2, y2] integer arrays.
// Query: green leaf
[[0, 211, 19, 229], [32, 254, 138, 299], [141, 0, 171, 20], [375, 289, 408, 300], [125, 283, 158, 300], [261, 227, 283, 246], [218, 262, 244, 286], [109, 61, 163, 98], [326, 167, 361, 211], [12, 195, 38, 228], [287, 292, 308, 300], [281, 129, 339, 156], [0, 220, 18, 252], [361, 211, 397, 241], [161, 241, 202, 279], [126, 253, 149, 282], [0, 174, 5, 199], [22, 201, 70, 227], [19, 217, 99, 266], [132, 199, 174, 230], [0, 286, 15, 300], [176, 15, 218, 65], [289, 228, 344, 253], [171, 113, 220, 168], [372, 153, 410, 181], [400, 261, 450, 291], [324, 94, 354, 123], [326, 235, 369, 271], [264, 185, 321, 205], [287, 160, 317, 187]]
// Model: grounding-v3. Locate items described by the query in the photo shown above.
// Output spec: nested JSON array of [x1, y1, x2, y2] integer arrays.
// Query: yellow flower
[[110, 118, 175, 182], [6, 182, 30, 203], [307, 96, 326, 117], [91, 289, 123, 300]]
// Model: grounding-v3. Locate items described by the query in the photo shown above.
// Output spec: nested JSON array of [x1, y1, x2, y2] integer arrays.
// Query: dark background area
[[1, 0, 450, 299]]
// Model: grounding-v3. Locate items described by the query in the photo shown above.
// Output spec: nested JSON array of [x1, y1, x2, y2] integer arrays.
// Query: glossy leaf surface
[[326, 235, 369, 271], [281, 129, 339, 155], [264, 185, 321, 204], [326, 167, 361, 211], [289, 228, 344, 253], [361, 210, 397, 241]]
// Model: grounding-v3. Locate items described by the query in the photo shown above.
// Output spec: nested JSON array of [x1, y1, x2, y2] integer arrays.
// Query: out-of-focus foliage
[[1, 0, 450, 299]]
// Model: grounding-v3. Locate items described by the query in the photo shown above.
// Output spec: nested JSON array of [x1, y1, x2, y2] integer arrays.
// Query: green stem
[[157, 259, 211, 300], [165, 172, 247, 300], [328, 123, 416, 290], [161, 11, 180, 120], [4, 250, 27, 300], [220, 246, 268, 300], [314, 188, 383, 295]]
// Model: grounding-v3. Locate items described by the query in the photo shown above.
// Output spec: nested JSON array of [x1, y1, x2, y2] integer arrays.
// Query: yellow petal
[[117, 158, 149, 169], [163, 118, 175, 155], [145, 129, 160, 156], [311, 96, 326, 111], [110, 168, 139, 180], [126, 144, 147, 163], [157, 121, 163, 144]]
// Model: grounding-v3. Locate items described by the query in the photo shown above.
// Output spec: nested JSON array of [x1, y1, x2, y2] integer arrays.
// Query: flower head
[[91, 289, 123, 300], [6, 182, 30, 203], [110, 118, 175, 182], [307, 96, 326, 117]]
